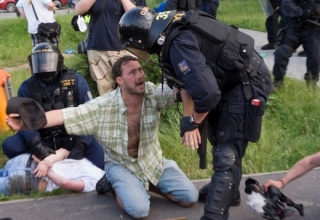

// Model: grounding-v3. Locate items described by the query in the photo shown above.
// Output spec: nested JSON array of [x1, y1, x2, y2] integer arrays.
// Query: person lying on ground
[[0, 148, 104, 195]]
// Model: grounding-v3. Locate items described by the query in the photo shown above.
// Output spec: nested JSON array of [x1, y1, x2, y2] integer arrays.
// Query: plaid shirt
[[62, 82, 176, 189]]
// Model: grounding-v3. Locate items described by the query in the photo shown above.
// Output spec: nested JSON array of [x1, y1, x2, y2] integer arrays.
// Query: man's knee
[[123, 197, 150, 219], [2, 136, 27, 159]]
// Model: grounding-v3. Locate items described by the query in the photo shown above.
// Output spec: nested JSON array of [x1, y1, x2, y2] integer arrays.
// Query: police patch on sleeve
[[177, 60, 191, 75]]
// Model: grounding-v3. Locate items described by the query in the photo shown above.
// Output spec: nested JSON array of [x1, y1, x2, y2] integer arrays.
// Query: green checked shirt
[[61, 82, 176, 189]]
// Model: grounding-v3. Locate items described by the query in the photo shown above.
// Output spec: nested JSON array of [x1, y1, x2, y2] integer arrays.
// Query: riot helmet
[[28, 42, 64, 82], [119, 7, 176, 59]]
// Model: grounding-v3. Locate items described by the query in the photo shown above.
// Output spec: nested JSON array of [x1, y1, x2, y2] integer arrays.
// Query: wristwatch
[[189, 115, 201, 127]]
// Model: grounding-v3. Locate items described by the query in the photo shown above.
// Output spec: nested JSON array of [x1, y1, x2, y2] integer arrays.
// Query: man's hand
[[34, 159, 53, 178], [181, 129, 201, 150], [6, 114, 26, 130], [263, 179, 284, 191]]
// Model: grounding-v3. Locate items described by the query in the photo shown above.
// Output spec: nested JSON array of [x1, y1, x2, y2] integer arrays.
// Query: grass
[[1, 0, 320, 200]]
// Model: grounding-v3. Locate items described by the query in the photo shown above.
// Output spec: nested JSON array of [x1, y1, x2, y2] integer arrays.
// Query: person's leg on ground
[[2, 133, 28, 159], [272, 26, 300, 89], [0, 155, 30, 195], [105, 163, 150, 219], [153, 159, 198, 207], [261, 11, 279, 50], [302, 28, 320, 87]]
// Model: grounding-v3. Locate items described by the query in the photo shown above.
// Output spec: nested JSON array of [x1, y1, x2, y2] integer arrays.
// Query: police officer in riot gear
[[2, 42, 105, 170], [272, 0, 320, 89], [118, 7, 271, 220]]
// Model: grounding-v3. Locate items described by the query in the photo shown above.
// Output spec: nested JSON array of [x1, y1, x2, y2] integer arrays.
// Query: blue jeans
[[105, 159, 198, 219], [0, 154, 31, 195]]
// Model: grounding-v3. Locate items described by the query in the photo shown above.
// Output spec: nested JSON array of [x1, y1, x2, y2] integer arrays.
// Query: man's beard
[[124, 81, 145, 95]]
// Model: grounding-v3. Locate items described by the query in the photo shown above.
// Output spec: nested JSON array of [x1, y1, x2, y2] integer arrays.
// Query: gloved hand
[[180, 116, 199, 137], [27, 136, 55, 160], [67, 138, 88, 160]]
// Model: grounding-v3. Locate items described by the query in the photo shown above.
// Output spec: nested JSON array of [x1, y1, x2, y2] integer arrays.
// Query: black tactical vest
[[28, 68, 78, 138], [159, 10, 255, 92]]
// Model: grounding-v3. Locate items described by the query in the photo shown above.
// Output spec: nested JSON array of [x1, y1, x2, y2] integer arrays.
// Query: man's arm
[[17, 8, 26, 18], [46, 1, 57, 12], [33, 148, 70, 177], [75, 0, 95, 15], [46, 170, 85, 192], [6, 109, 64, 131], [179, 89, 208, 150], [264, 151, 320, 190], [120, 0, 135, 11]]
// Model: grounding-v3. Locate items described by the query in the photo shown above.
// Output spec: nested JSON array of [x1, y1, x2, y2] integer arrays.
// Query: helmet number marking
[[155, 11, 171, 20]]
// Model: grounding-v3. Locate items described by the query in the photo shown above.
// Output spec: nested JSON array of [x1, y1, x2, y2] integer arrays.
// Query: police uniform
[[272, 0, 320, 87], [167, 28, 270, 220], [119, 8, 272, 220], [2, 71, 105, 170]]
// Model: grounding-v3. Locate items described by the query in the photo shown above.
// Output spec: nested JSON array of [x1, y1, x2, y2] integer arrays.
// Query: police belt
[[240, 50, 262, 101]]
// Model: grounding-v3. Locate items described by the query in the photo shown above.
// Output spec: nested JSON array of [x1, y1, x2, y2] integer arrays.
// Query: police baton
[[307, 19, 320, 26], [197, 116, 208, 169]]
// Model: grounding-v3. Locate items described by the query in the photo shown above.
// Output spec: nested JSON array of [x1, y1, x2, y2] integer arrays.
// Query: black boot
[[199, 183, 241, 206], [27, 136, 55, 160], [297, 50, 306, 57], [261, 43, 277, 50], [96, 175, 114, 196], [271, 78, 284, 91], [304, 72, 318, 89]]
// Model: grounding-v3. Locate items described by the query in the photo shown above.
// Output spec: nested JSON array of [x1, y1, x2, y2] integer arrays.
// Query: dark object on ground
[[244, 178, 304, 219], [297, 50, 306, 57], [198, 183, 241, 206], [261, 43, 277, 50], [96, 175, 114, 196]]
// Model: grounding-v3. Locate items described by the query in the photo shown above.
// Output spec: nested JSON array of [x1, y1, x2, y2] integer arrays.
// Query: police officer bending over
[[2, 43, 105, 170], [119, 7, 271, 220], [272, 0, 320, 89]]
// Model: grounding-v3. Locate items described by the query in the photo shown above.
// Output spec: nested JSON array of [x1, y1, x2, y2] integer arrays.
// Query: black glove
[[67, 138, 88, 160], [27, 136, 55, 160], [180, 116, 199, 137]]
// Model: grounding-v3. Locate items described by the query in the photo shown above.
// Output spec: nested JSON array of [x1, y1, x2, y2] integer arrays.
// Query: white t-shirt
[[16, 0, 56, 34], [45, 158, 105, 193]]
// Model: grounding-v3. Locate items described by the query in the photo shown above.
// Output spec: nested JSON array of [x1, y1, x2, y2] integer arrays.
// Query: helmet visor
[[30, 52, 59, 74], [124, 39, 151, 62]]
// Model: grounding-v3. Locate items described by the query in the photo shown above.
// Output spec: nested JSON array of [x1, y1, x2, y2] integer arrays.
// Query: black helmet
[[119, 7, 176, 57], [28, 42, 64, 82]]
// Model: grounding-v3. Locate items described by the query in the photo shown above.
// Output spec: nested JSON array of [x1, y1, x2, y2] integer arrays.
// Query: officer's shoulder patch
[[177, 60, 191, 75]]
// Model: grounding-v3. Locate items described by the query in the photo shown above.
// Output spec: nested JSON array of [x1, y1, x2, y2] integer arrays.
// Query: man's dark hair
[[111, 55, 139, 81]]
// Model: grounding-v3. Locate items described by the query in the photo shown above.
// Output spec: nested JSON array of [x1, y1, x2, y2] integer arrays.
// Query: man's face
[[118, 60, 145, 95]]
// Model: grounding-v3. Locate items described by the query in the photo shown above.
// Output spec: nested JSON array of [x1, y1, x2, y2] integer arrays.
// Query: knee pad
[[203, 170, 237, 220]]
